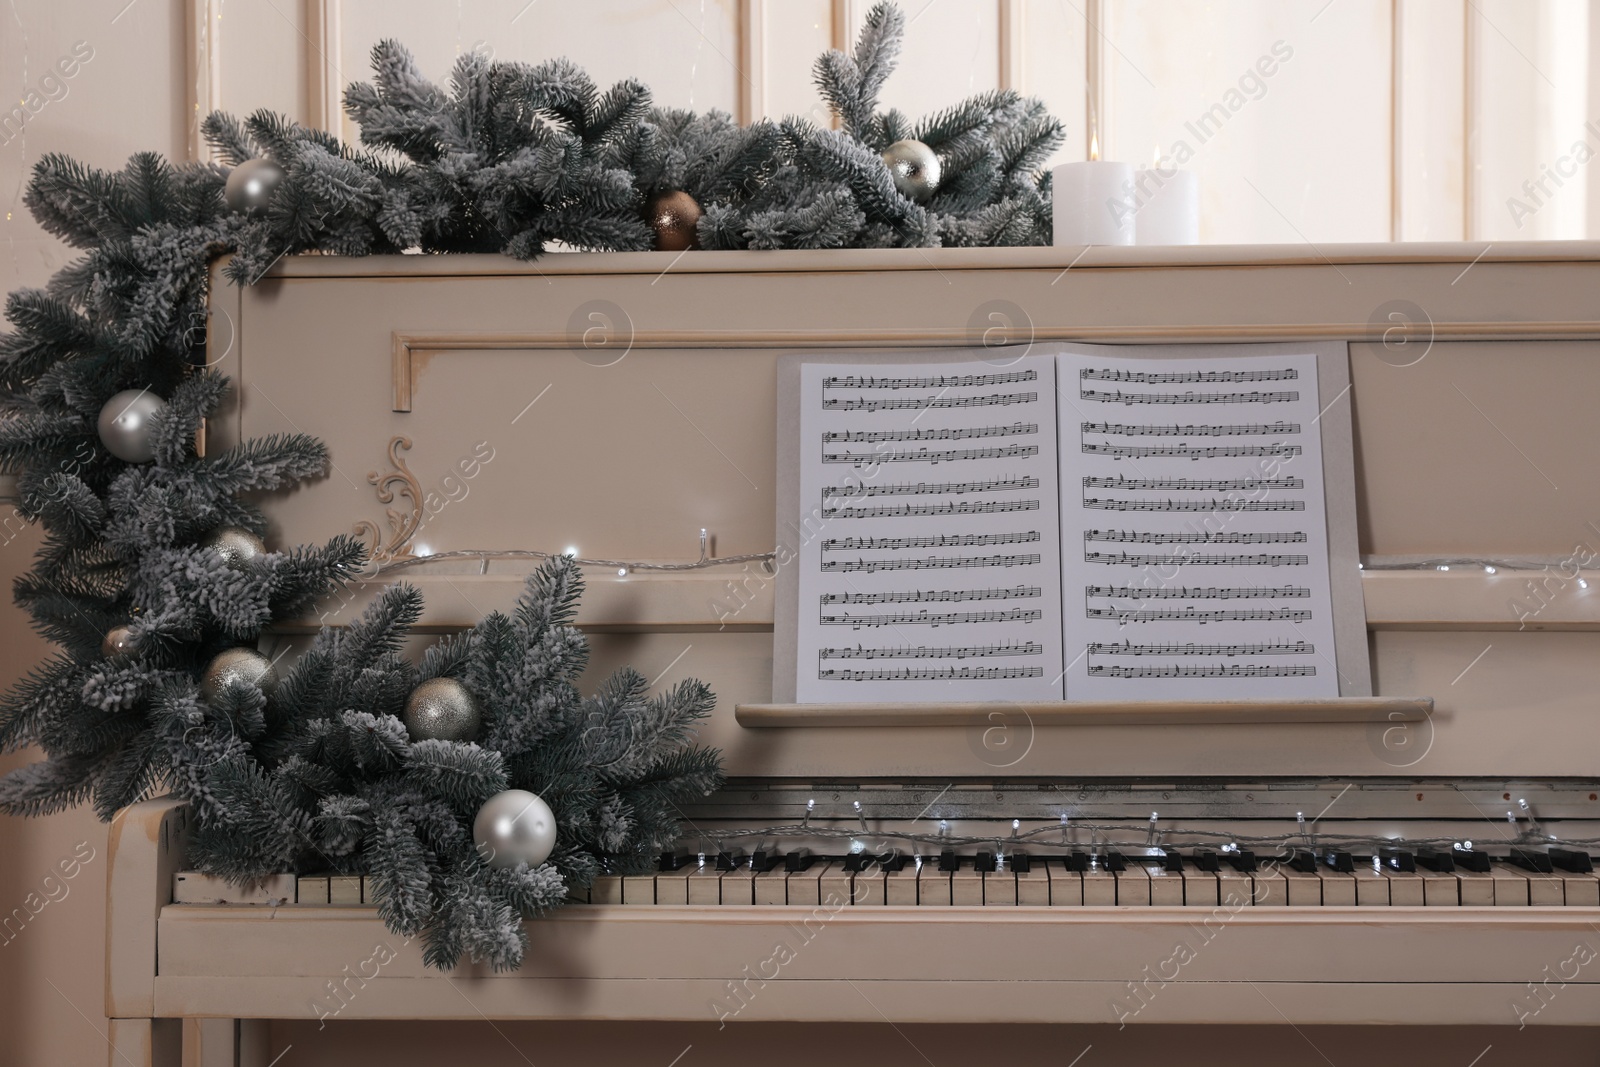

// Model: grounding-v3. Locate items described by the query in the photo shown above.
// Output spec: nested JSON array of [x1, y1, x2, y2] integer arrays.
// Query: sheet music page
[[1057, 349, 1341, 699], [794, 354, 1065, 703]]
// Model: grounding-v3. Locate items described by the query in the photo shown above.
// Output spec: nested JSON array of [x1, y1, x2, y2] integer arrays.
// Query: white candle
[[1135, 166, 1199, 245], [1052, 158, 1136, 246]]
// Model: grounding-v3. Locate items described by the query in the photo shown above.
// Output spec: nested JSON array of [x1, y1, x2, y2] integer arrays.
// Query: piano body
[[105, 244, 1600, 1064]]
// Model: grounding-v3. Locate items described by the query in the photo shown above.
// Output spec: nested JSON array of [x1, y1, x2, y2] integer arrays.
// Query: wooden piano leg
[[106, 1018, 180, 1067], [178, 1019, 270, 1067]]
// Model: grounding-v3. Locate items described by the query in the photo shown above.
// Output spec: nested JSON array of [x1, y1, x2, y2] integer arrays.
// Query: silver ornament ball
[[224, 158, 286, 215], [200, 526, 266, 568], [881, 139, 942, 203], [200, 647, 279, 703], [473, 789, 557, 870], [97, 389, 167, 463], [102, 625, 139, 660], [403, 677, 481, 742]]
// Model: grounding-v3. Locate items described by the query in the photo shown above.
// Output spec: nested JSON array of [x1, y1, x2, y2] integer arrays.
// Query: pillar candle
[[1052, 161, 1136, 246], [1136, 167, 1200, 245]]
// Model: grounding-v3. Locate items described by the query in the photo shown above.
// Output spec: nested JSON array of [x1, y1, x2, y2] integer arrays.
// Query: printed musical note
[[1083, 497, 1305, 512], [820, 607, 1044, 628], [823, 552, 1044, 573], [1082, 475, 1305, 491], [1085, 606, 1314, 623], [1081, 442, 1302, 460], [1084, 551, 1310, 567], [821, 585, 1042, 605], [1080, 388, 1300, 405], [1088, 663, 1316, 678], [818, 666, 1046, 681], [819, 642, 1045, 660], [1080, 366, 1299, 384], [824, 422, 1037, 444], [1084, 529, 1307, 545], [1086, 639, 1313, 657], [1084, 585, 1311, 600], [823, 370, 1037, 390], [821, 531, 1040, 552], [1081, 421, 1301, 437], [824, 391, 1039, 412], [822, 443, 1040, 465]]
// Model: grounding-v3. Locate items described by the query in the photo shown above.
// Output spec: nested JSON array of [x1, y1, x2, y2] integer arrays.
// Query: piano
[[106, 243, 1600, 1064]]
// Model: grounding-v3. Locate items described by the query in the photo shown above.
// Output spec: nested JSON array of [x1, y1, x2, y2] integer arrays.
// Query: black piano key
[[1509, 847, 1554, 874], [1011, 851, 1031, 873], [1550, 847, 1595, 873], [1064, 852, 1090, 873], [750, 850, 781, 872], [1322, 850, 1355, 873], [1101, 852, 1127, 872], [784, 848, 814, 872], [1224, 850, 1257, 872], [1417, 848, 1455, 873], [843, 852, 874, 873], [1378, 848, 1415, 872], [878, 851, 909, 873], [715, 848, 747, 872], [974, 852, 998, 873], [938, 849, 961, 873], [1192, 851, 1221, 873], [1289, 850, 1318, 873], [658, 850, 691, 872], [1161, 850, 1184, 873], [1453, 847, 1490, 873]]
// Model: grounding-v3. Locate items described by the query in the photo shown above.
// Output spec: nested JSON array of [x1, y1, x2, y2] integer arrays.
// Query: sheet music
[[794, 355, 1066, 702], [1058, 350, 1340, 699]]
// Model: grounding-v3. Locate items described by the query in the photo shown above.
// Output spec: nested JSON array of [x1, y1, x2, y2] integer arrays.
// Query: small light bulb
[[1437, 564, 1450, 572], [850, 839, 864, 854], [697, 851, 706, 868], [1357, 562, 1365, 570], [1581, 578, 1590, 590], [1484, 565, 1497, 575], [564, 545, 579, 558], [617, 567, 628, 577], [807, 798, 815, 811], [1372, 855, 1382, 872], [938, 819, 950, 836]]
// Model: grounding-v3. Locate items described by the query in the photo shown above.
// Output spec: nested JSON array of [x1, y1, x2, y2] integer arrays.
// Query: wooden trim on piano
[[734, 697, 1432, 728]]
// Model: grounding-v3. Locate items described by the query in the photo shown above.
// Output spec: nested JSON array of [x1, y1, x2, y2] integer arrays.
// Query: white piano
[[106, 243, 1600, 1065]]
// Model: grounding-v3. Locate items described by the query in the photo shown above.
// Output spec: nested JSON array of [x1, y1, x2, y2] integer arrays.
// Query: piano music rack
[[735, 696, 1432, 727]]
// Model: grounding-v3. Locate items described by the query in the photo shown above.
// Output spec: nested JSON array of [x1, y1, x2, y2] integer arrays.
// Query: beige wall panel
[[1106, 0, 1392, 244], [872, 0, 1001, 118], [1020, 0, 1089, 166], [214, 0, 308, 127], [337, 0, 741, 143], [762, 0, 834, 124], [1397, 0, 1467, 241]]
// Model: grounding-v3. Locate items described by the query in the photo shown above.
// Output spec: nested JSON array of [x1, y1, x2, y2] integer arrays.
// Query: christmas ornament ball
[[200, 525, 266, 568], [224, 158, 286, 215], [102, 625, 139, 660], [200, 647, 279, 703], [96, 389, 167, 463], [645, 190, 702, 251], [881, 139, 942, 203], [474, 789, 557, 869], [403, 677, 481, 742]]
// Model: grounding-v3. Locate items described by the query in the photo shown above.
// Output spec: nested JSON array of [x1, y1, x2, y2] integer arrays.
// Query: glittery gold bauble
[[201, 526, 266, 568], [403, 677, 481, 742], [645, 190, 702, 251], [102, 625, 139, 660], [881, 139, 942, 203], [200, 647, 279, 703]]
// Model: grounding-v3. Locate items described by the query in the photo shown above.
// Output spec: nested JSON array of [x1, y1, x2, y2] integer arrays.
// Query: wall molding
[[184, 0, 223, 162], [305, 0, 345, 135], [737, 0, 766, 125]]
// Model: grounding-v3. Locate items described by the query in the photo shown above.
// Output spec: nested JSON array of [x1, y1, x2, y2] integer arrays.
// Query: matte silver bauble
[[473, 789, 557, 869], [200, 647, 279, 703], [200, 526, 266, 568], [403, 677, 481, 742], [102, 625, 139, 660], [881, 138, 942, 203], [224, 158, 286, 215], [96, 389, 167, 463]]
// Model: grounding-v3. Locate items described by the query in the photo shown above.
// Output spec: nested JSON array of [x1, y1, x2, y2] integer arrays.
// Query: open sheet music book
[[775, 342, 1368, 704]]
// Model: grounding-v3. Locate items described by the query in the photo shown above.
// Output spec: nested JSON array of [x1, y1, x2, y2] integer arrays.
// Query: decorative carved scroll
[[353, 436, 423, 564]]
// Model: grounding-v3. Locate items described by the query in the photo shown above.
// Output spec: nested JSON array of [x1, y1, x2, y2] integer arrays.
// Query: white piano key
[[1050, 865, 1083, 906], [1381, 868, 1427, 907], [621, 874, 657, 905], [751, 868, 786, 906], [920, 863, 952, 906], [1215, 867, 1254, 909], [686, 864, 723, 905], [1314, 868, 1357, 906], [1417, 867, 1460, 906], [1562, 871, 1600, 907], [984, 868, 1017, 906], [819, 862, 855, 907], [951, 865, 984, 906], [1352, 866, 1390, 906], [785, 861, 828, 908], [883, 865, 918, 906], [1453, 870, 1494, 906], [1281, 868, 1322, 907], [1526, 871, 1565, 907], [296, 875, 330, 905], [655, 865, 692, 905], [1248, 868, 1286, 906], [1149, 866, 1184, 906], [1016, 866, 1049, 906], [589, 875, 624, 905], [1488, 866, 1530, 907], [1181, 869, 1220, 907], [1082, 867, 1117, 906], [720, 867, 757, 905], [328, 875, 362, 905]]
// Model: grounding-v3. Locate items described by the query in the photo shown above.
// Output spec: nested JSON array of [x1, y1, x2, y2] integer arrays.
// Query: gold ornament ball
[[201, 526, 266, 568], [102, 625, 139, 660], [200, 647, 279, 703], [881, 139, 942, 203], [403, 677, 481, 742], [224, 158, 286, 215], [645, 190, 702, 251]]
